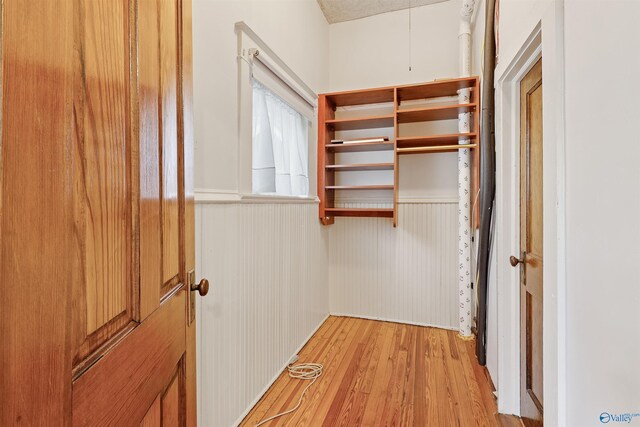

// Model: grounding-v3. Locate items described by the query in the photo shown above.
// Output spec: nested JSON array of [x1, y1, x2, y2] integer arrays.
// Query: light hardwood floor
[[240, 316, 521, 427]]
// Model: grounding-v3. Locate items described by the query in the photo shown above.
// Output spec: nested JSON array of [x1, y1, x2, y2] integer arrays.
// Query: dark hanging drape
[[476, 0, 497, 366]]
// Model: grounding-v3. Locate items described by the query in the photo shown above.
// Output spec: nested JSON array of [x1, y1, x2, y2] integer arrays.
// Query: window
[[236, 23, 317, 199], [252, 80, 309, 197]]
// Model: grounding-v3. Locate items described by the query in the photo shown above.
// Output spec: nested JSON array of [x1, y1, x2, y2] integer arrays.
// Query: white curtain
[[252, 80, 309, 197]]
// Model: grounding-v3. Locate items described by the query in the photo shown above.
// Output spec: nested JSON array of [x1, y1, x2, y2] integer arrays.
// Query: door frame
[[492, 4, 566, 425]]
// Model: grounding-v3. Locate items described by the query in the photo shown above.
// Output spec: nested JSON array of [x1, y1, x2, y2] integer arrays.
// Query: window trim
[[236, 22, 318, 201]]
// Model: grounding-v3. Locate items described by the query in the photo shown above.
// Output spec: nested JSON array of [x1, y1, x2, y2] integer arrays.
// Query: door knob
[[509, 255, 524, 267], [191, 278, 210, 296]]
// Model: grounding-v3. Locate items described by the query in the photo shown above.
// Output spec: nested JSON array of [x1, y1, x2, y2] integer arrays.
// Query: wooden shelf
[[322, 76, 478, 106], [325, 185, 394, 190], [326, 87, 395, 107], [325, 208, 394, 218], [396, 133, 477, 149], [326, 163, 394, 172], [326, 115, 394, 131], [397, 104, 476, 123], [325, 141, 394, 152], [397, 77, 477, 101], [397, 143, 476, 155]]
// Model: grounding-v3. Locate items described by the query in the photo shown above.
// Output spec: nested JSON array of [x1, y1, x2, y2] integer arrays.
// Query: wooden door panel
[[160, 0, 181, 293], [526, 80, 544, 408], [161, 367, 184, 427], [528, 291, 544, 404], [72, 291, 186, 426], [520, 58, 543, 426], [138, 0, 183, 314], [526, 78, 544, 410], [139, 0, 163, 321], [71, 0, 136, 373], [139, 362, 185, 427], [140, 396, 162, 427], [527, 84, 544, 262]]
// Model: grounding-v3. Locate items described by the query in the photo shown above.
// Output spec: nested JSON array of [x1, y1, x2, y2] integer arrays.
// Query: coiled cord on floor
[[255, 363, 323, 426]]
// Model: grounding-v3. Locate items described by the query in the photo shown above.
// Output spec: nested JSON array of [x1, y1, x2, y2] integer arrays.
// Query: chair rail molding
[[195, 188, 319, 204]]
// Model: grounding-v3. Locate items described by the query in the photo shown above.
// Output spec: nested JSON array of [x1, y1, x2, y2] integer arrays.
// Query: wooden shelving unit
[[318, 76, 480, 226]]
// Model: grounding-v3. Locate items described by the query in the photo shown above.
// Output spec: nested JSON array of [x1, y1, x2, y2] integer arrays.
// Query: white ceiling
[[317, 0, 450, 24]]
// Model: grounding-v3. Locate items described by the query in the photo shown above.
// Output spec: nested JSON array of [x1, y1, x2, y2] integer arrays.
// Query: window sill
[[240, 193, 319, 204], [194, 189, 319, 204]]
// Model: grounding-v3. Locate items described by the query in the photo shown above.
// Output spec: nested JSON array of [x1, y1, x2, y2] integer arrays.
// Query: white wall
[[564, 2, 640, 425], [328, 1, 460, 91], [192, 1, 331, 426]]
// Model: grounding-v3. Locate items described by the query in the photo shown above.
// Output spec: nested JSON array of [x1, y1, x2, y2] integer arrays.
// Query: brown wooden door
[[0, 0, 201, 425], [517, 58, 544, 427]]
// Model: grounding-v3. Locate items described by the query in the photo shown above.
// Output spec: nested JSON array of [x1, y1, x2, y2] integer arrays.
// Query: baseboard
[[231, 313, 330, 427], [329, 312, 458, 332]]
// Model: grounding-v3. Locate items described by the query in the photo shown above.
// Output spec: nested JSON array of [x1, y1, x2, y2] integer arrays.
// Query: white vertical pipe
[[458, 0, 476, 338]]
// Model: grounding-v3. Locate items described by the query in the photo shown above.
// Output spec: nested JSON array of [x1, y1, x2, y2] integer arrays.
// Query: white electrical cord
[[255, 363, 323, 426]]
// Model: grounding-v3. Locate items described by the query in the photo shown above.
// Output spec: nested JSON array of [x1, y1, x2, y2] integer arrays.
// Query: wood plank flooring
[[240, 316, 519, 427]]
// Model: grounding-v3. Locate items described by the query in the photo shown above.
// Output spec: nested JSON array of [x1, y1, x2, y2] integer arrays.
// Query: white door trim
[[494, 24, 541, 417], [493, 3, 566, 425]]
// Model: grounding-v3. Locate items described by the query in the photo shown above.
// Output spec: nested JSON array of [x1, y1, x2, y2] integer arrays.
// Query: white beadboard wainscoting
[[195, 200, 329, 427], [328, 200, 459, 330]]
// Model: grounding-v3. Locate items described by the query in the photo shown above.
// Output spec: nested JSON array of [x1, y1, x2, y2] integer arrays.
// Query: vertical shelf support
[[318, 94, 335, 225], [393, 88, 399, 227]]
